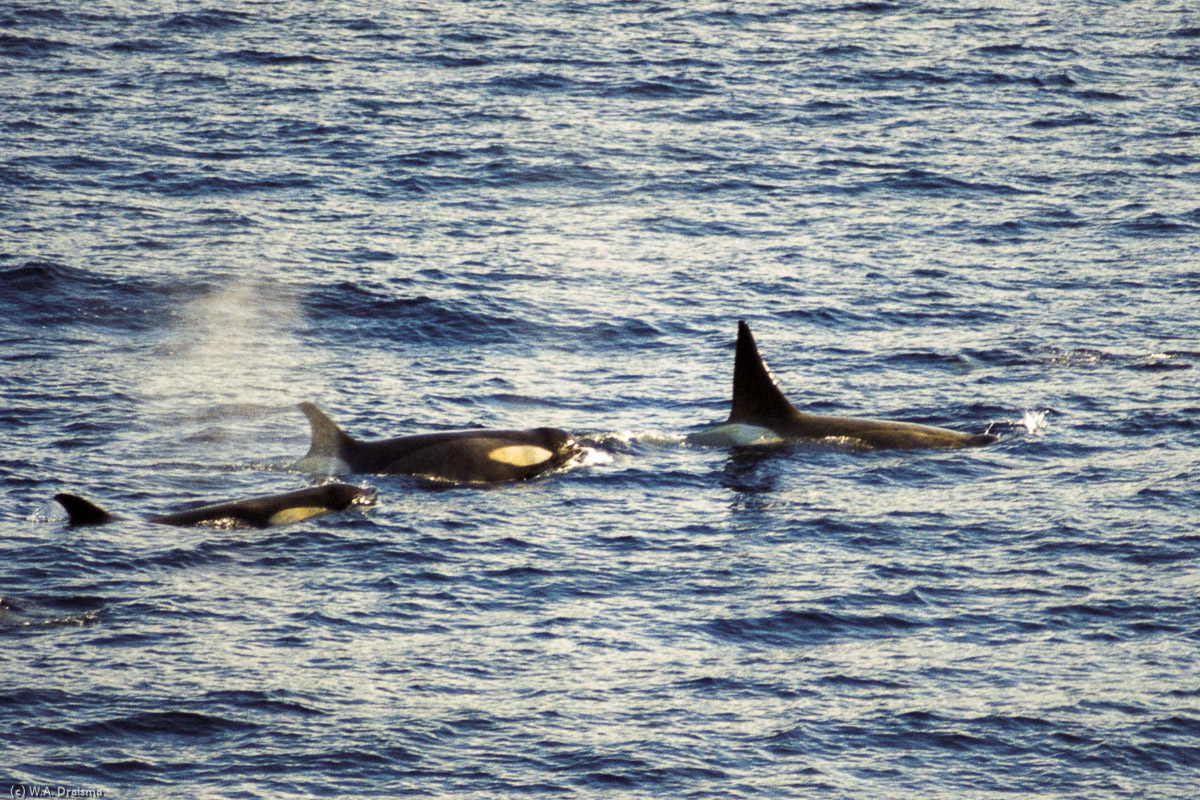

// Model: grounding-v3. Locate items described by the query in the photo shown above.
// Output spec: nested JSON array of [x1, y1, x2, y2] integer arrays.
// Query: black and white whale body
[[691, 321, 998, 450], [295, 403, 581, 484], [54, 483, 373, 528]]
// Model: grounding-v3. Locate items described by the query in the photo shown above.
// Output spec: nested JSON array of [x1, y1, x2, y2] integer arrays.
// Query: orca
[[294, 403, 581, 484], [54, 483, 373, 529], [691, 321, 998, 450]]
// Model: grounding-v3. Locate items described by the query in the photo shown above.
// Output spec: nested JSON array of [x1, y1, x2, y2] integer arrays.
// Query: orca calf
[[691, 321, 998, 450], [295, 403, 581, 484], [54, 483, 373, 529]]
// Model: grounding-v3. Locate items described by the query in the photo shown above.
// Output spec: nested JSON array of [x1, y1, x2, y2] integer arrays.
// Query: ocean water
[[2, 1, 1199, 797]]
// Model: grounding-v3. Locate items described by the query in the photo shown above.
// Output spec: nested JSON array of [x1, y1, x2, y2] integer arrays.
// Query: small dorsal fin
[[728, 320, 801, 424], [54, 494, 119, 526], [298, 403, 355, 458]]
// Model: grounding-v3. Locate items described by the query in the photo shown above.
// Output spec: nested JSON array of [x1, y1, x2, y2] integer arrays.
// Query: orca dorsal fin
[[298, 403, 357, 458], [54, 493, 120, 526], [728, 320, 802, 424]]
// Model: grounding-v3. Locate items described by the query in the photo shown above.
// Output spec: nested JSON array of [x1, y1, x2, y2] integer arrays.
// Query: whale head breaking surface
[[295, 403, 581, 484], [55, 483, 374, 529]]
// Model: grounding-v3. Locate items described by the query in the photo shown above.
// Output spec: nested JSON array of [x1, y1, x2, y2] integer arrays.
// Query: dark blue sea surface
[[3, 1, 1199, 797]]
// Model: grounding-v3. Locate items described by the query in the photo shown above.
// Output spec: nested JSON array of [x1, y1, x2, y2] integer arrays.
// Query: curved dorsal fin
[[54, 493, 120, 526], [298, 402, 356, 458], [728, 320, 801, 424]]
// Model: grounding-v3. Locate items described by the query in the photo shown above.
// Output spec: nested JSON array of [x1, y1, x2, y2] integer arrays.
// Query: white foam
[[584, 430, 687, 449], [1021, 409, 1048, 434], [576, 446, 613, 467]]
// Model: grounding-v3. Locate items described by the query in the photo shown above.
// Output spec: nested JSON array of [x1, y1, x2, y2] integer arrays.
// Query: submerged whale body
[[54, 483, 373, 529], [295, 403, 581, 484], [693, 321, 998, 450]]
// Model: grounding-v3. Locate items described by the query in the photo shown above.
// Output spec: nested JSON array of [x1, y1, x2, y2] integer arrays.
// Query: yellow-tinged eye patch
[[268, 506, 331, 526], [488, 445, 553, 467]]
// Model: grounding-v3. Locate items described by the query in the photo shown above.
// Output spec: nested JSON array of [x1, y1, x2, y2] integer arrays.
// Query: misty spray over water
[[136, 277, 326, 464]]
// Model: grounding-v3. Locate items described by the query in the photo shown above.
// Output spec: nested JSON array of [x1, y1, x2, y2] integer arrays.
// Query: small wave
[[708, 607, 925, 647], [1116, 212, 1198, 238], [856, 67, 956, 86], [829, 1, 903, 12], [637, 214, 750, 237], [818, 44, 870, 58], [878, 168, 1037, 197], [566, 318, 663, 348], [162, 10, 251, 31], [1041, 347, 1195, 372], [971, 43, 1079, 58], [0, 259, 90, 292], [156, 173, 317, 197], [107, 38, 171, 54], [223, 49, 331, 67], [0, 32, 72, 58], [303, 283, 528, 346], [1073, 89, 1132, 102], [387, 148, 470, 168], [0, 260, 170, 332], [473, 155, 607, 189], [604, 76, 718, 99], [487, 71, 575, 93], [74, 710, 259, 739], [1029, 113, 1101, 129], [426, 52, 493, 69], [1140, 151, 1199, 167], [817, 673, 907, 690], [1128, 353, 1194, 372], [0, 595, 106, 632], [483, 565, 554, 580], [2, 610, 102, 631]]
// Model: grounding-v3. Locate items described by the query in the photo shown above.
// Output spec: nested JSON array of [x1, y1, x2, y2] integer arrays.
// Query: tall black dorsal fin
[[54, 493, 120, 526], [728, 320, 802, 424], [298, 403, 356, 458]]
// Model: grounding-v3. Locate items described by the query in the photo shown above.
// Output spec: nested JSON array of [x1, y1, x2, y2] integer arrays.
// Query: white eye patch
[[488, 445, 553, 467], [267, 506, 331, 526]]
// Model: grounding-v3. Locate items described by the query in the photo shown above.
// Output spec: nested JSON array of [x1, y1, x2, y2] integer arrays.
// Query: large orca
[[54, 483, 373, 528], [295, 403, 581, 484], [691, 321, 998, 450]]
